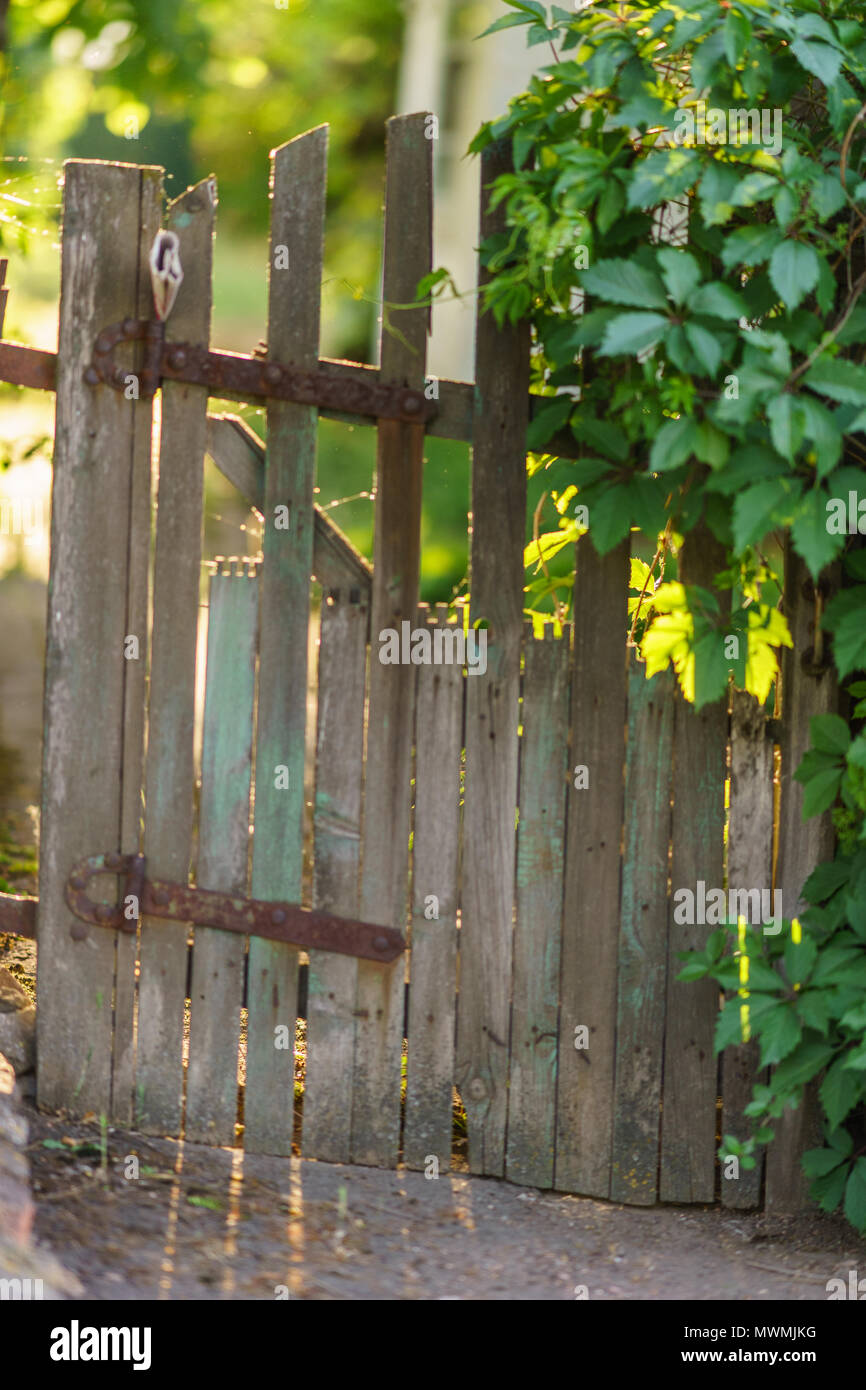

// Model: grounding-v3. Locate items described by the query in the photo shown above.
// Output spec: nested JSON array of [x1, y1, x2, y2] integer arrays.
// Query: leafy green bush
[[466, 0, 866, 1226]]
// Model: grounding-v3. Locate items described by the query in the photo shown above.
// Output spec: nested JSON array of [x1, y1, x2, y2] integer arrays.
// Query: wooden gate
[[0, 117, 837, 1211]]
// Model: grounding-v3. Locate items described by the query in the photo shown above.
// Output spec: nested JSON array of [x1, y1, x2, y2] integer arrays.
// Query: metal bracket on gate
[[64, 853, 405, 964], [84, 317, 436, 425]]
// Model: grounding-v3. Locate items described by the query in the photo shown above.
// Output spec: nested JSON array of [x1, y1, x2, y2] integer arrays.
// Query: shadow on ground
[[23, 1102, 866, 1301]]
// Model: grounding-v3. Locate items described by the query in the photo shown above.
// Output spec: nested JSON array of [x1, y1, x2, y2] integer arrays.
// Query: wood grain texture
[[136, 177, 215, 1135], [37, 160, 162, 1117], [611, 659, 675, 1206], [112, 170, 163, 1123], [404, 605, 464, 1172], [660, 531, 726, 1203], [185, 564, 258, 1145], [245, 128, 328, 1155], [554, 539, 629, 1198], [457, 138, 530, 1176], [507, 622, 569, 1189], [302, 585, 368, 1162], [353, 113, 431, 1167], [765, 544, 839, 1212], [205, 412, 371, 602], [723, 689, 772, 1209]]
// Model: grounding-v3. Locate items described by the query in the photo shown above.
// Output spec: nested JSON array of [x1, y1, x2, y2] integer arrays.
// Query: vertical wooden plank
[[722, 688, 772, 1209], [456, 137, 530, 1176], [660, 531, 726, 1203], [506, 622, 569, 1189], [353, 112, 432, 1167], [37, 160, 163, 1117], [404, 604, 463, 1172], [112, 172, 163, 1123], [136, 177, 216, 1134], [244, 128, 328, 1155], [610, 659, 675, 1205], [554, 539, 629, 1198], [185, 563, 258, 1145], [302, 585, 368, 1162], [765, 544, 838, 1212]]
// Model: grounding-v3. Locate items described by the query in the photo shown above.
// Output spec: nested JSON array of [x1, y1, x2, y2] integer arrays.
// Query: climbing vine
[[462, 0, 866, 1229]]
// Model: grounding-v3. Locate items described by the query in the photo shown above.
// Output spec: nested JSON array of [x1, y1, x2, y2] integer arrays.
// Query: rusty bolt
[[168, 347, 187, 370], [69, 874, 87, 890], [263, 363, 282, 386], [271, 908, 286, 925], [402, 394, 422, 415], [105, 852, 121, 869], [96, 903, 115, 922], [122, 318, 139, 337], [373, 935, 389, 953], [84, 367, 100, 385], [95, 333, 113, 354], [70, 922, 88, 942]]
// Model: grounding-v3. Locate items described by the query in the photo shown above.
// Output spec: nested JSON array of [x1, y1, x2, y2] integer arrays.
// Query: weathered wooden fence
[[0, 117, 838, 1212]]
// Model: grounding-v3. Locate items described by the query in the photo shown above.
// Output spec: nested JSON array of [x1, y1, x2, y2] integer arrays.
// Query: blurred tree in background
[[0, 0, 480, 600], [1, 0, 409, 358]]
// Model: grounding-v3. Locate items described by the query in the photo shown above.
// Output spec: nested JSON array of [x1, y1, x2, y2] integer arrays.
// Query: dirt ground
[[16, 1097, 865, 1302]]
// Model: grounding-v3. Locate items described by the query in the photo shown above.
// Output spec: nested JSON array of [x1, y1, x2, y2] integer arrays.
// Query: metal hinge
[[64, 853, 404, 964]]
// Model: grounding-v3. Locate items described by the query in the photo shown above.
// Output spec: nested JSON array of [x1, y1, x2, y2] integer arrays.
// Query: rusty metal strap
[[0, 892, 37, 940], [82, 317, 434, 424], [65, 853, 404, 964], [0, 341, 57, 392]]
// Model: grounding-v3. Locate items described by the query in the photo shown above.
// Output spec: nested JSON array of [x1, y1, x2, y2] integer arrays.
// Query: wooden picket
[[555, 540, 629, 1198], [507, 622, 569, 1189], [245, 130, 327, 1155], [302, 583, 368, 1162], [37, 160, 163, 1118], [611, 660, 675, 1206], [660, 531, 727, 1204], [19, 124, 841, 1216], [403, 604, 463, 1172], [185, 561, 259, 1145], [765, 545, 839, 1212], [457, 137, 530, 1177], [354, 113, 432, 1168], [137, 178, 215, 1135], [723, 688, 773, 1209]]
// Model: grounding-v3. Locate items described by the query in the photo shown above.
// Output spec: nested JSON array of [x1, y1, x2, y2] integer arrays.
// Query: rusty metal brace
[[63, 853, 404, 964], [83, 317, 435, 424]]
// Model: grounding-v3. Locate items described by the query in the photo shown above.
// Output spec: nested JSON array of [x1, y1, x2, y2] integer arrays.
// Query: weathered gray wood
[[302, 584, 368, 1161], [136, 177, 215, 1135], [404, 604, 464, 1172], [112, 170, 164, 1123], [507, 622, 569, 1189], [723, 689, 773, 1209], [766, 545, 839, 1212], [457, 138, 530, 1176], [353, 113, 432, 1167], [554, 539, 629, 1198], [37, 160, 162, 1118], [205, 413, 371, 602], [611, 659, 675, 1206], [660, 532, 726, 1203], [245, 128, 327, 1155], [185, 562, 258, 1144]]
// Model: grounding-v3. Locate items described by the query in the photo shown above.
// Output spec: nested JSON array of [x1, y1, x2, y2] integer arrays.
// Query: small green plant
[[679, 711, 866, 1228]]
